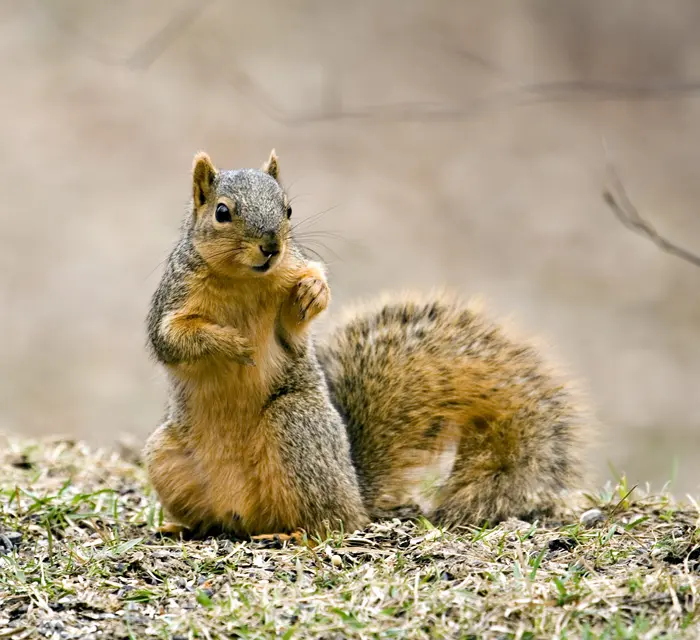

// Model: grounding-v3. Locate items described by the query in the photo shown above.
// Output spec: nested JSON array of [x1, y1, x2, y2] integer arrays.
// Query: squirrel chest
[[172, 279, 293, 529]]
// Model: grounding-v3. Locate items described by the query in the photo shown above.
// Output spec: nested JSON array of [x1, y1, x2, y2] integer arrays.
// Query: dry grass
[[1, 434, 699, 639]]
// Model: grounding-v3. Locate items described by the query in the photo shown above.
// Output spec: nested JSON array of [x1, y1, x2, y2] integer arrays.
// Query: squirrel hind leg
[[144, 422, 218, 535], [369, 434, 460, 520]]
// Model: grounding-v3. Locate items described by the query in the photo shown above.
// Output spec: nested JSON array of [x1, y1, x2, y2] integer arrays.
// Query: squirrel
[[144, 151, 590, 542], [144, 150, 367, 542]]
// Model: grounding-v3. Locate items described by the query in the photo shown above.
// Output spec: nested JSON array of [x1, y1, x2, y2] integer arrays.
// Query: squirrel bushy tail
[[317, 292, 590, 526]]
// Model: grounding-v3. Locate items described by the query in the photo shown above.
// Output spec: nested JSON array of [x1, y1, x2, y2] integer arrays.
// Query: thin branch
[[603, 148, 700, 269], [36, 2, 700, 125], [225, 61, 700, 125], [35, 0, 212, 70], [226, 71, 700, 125], [126, 0, 214, 70]]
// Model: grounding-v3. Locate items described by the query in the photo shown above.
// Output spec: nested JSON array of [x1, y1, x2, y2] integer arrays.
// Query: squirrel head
[[189, 150, 292, 277]]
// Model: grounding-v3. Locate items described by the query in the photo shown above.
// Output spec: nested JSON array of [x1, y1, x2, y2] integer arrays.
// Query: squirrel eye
[[215, 203, 232, 223], [286, 205, 292, 219]]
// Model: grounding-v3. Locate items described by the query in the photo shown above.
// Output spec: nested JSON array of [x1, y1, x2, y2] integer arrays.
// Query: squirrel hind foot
[[156, 522, 193, 539], [156, 522, 314, 547], [249, 530, 313, 548], [155, 521, 223, 540]]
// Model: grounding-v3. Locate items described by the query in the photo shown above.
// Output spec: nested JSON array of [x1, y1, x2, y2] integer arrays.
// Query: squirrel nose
[[259, 240, 280, 259]]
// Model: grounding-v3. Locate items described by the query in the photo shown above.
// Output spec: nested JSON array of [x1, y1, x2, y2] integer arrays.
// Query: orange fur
[[147, 254, 331, 536], [318, 290, 593, 526], [144, 151, 364, 539], [147, 152, 591, 539]]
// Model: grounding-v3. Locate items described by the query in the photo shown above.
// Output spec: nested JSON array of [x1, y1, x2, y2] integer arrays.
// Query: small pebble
[[10, 454, 33, 470], [548, 537, 576, 552], [424, 529, 441, 542], [580, 508, 605, 528], [331, 554, 343, 568], [0, 531, 21, 554]]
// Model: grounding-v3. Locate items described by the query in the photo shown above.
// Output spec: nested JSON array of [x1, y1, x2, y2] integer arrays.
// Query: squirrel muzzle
[[250, 232, 285, 274]]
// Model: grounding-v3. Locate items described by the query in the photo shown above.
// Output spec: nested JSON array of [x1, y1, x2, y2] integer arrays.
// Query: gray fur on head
[[213, 169, 287, 236]]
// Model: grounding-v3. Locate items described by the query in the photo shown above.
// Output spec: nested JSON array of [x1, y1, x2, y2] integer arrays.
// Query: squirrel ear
[[192, 152, 217, 207], [261, 149, 280, 182]]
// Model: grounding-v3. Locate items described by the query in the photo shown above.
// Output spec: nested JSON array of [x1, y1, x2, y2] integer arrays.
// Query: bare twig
[[602, 145, 700, 269], [225, 71, 700, 126], [35, 0, 212, 70], [126, 0, 214, 70]]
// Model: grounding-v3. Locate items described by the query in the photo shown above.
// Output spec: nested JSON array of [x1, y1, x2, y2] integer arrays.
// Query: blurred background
[[2, 0, 700, 496]]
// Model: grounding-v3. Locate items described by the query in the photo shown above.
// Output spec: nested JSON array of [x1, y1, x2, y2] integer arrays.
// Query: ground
[[0, 436, 698, 639]]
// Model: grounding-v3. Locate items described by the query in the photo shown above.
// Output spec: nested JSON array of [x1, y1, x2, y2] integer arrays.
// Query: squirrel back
[[317, 291, 591, 525]]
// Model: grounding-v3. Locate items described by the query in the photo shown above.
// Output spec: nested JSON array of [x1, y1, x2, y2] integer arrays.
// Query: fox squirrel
[[144, 150, 590, 542]]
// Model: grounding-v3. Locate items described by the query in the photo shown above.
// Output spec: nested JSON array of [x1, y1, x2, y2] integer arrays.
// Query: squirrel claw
[[235, 345, 256, 366], [156, 522, 190, 538], [250, 530, 312, 548], [295, 276, 329, 323]]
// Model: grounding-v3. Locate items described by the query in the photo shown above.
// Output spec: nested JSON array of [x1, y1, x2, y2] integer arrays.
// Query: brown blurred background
[[2, 0, 700, 496]]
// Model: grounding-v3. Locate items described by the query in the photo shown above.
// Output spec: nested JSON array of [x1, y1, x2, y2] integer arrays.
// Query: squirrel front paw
[[217, 327, 256, 366], [294, 275, 330, 322], [234, 344, 256, 367]]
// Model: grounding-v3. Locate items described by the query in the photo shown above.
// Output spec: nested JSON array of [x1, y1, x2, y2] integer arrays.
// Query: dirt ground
[[2, 436, 698, 639], [2, 1, 700, 495]]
